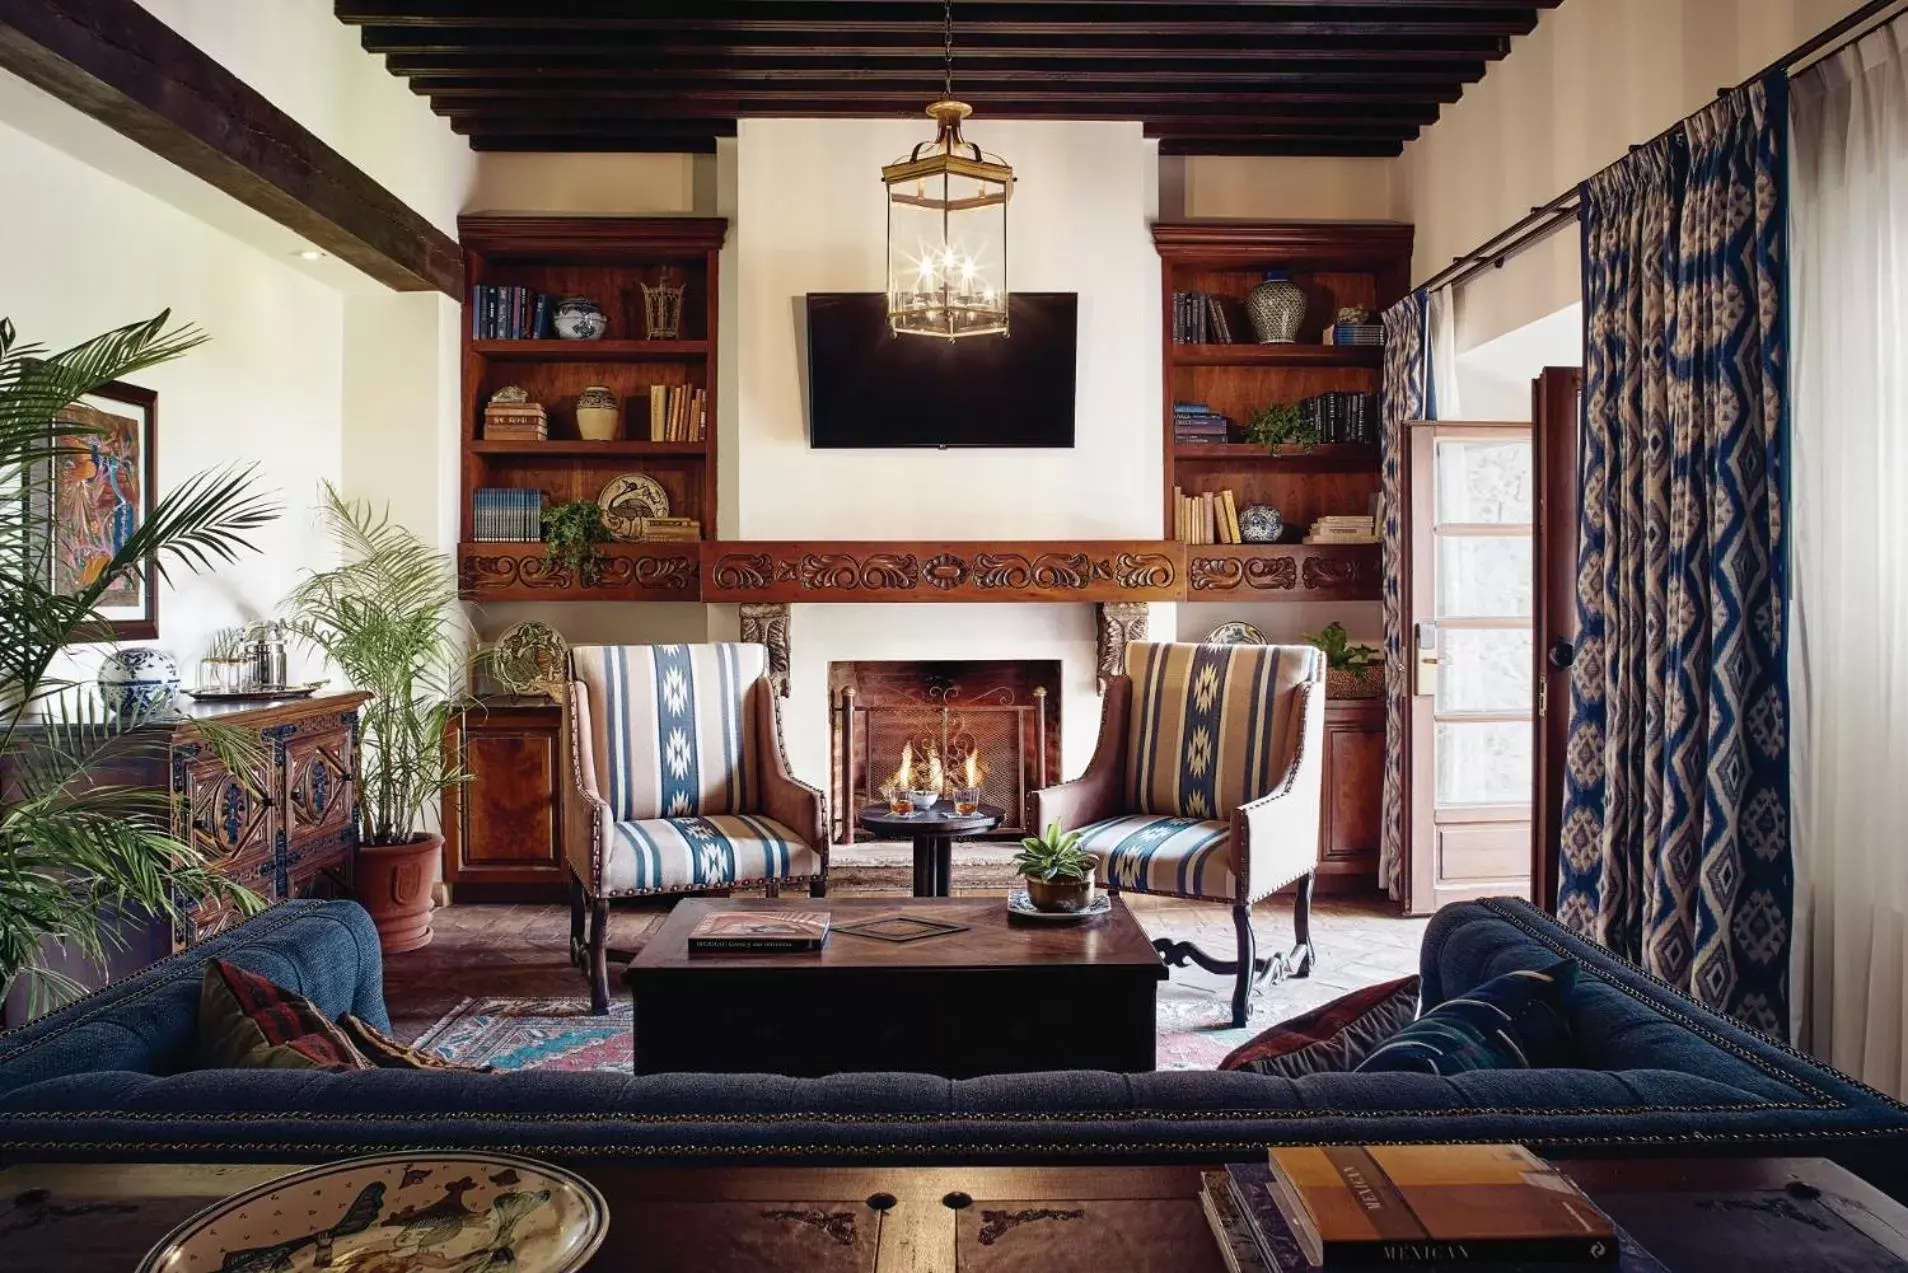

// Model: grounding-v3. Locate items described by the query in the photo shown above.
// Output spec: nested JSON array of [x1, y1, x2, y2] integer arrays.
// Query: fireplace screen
[[830, 660, 1058, 843]]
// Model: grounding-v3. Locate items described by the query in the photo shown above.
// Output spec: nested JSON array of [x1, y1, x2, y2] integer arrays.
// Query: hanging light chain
[[943, 0, 955, 101]]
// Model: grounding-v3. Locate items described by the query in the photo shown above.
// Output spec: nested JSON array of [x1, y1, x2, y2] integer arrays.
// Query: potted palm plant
[[1014, 821, 1099, 913], [0, 313, 276, 1017], [287, 484, 471, 953]]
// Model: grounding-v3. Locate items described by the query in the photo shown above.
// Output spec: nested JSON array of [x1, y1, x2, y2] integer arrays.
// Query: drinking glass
[[882, 784, 915, 815], [954, 786, 981, 816]]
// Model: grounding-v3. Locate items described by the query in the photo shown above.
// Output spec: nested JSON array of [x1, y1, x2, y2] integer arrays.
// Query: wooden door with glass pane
[[1406, 421, 1534, 914]]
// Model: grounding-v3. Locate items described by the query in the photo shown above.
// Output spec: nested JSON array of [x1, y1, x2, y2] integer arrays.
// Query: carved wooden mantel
[[458, 539, 1381, 605], [699, 541, 1185, 604]]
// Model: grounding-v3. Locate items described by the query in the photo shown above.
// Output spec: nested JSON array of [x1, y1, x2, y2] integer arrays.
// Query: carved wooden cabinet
[[441, 697, 566, 901], [1316, 696, 1385, 891], [165, 693, 368, 946]]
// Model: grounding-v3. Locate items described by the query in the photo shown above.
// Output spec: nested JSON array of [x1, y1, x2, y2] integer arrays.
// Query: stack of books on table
[[472, 488, 546, 542], [686, 910, 830, 953], [1305, 515, 1379, 545], [482, 401, 549, 442], [1175, 403, 1234, 444], [1202, 1144, 1651, 1271], [1173, 486, 1244, 544]]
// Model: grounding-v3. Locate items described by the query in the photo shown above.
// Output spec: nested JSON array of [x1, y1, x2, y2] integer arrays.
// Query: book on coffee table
[[685, 910, 830, 953], [1238, 1145, 1623, 1268]]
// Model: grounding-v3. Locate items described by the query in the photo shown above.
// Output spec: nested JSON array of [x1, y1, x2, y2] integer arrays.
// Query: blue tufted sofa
[[1, 898, 1904, 1192]]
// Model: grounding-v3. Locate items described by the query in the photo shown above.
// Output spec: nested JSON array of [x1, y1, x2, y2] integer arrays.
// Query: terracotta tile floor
[[383, 887, 1428, 1048]]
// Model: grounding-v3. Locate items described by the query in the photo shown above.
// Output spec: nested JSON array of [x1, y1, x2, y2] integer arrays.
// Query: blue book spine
[[532, 292, 552, 339]]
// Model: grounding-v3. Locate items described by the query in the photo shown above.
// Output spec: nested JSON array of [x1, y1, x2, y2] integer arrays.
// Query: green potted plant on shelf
[[0, 312, 277, 1015], [1014, 820, 1099, 914], [1304, 621, 1384, 699], [1244, 401, 1317, 452], [543, 498, 609, 587], [286, 483, 473, 953]]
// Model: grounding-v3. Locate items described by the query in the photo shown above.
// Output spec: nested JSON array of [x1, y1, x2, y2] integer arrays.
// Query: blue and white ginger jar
[[98, 647, 181, 718]]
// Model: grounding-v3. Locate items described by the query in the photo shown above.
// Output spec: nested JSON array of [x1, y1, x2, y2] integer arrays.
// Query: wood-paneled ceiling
[[337, 1, 1559, 157]]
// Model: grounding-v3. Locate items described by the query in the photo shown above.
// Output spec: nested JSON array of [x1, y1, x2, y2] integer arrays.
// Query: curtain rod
[[1412, 0, 1908, 297]]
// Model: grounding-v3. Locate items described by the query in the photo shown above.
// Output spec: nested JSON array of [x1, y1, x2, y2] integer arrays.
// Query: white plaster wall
[[1165, 155, 1397, 221], [731, 118, 1161, 540], [0, 117, 345, 678]]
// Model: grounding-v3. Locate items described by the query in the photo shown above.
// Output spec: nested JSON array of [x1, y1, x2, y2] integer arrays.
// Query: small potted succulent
[[1305, 621, 1384, 699], [1014, 821, 1099, 913]]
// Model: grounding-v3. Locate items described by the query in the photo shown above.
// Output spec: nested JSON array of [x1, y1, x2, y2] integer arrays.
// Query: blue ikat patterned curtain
[[1378, 290, 1430, 902], [1559, 75, 1793, 1034]]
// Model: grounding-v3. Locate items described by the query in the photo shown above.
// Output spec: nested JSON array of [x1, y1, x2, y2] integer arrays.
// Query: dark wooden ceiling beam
[[1, 0, 460, 295], [411, 70, 1466, 100], [386, 54, 1489, 82], [360, 27, 1520, 54], [431, 94, 1442, 121], [419, 79, 1467, 105], [1157, 137, 1406, 157], [339, 0, 1558, 19]]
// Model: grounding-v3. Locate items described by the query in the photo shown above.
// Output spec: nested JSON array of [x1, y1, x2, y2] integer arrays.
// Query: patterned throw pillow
[[1220, 976, 1421, 1077], [195, 960, 371, 1071], [1355, 959, 1578, 1076]]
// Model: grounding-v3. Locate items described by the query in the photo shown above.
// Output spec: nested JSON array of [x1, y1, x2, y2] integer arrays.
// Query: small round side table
[[855, 802, 1005, 897]]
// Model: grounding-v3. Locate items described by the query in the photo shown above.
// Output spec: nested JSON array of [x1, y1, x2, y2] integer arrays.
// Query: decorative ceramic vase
[[552, 296, 607, 341], [357, 833, 442, 953], [1025, 869, 1097, 914], [1238, 504, 1285, 544], [97, 648, 181, 718], [1245, 270, 1307, 344], [575, 385, 619, 441]]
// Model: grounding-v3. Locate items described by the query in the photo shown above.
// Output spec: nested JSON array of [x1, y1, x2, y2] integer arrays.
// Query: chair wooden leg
[[810, 876, 828, 898], [588, 897, 611, 1016], [568, 874, 587, 970], [1230, 903, 1258, 1028], [764, 880, 781, 899], [1292, 871, 1317, 978]]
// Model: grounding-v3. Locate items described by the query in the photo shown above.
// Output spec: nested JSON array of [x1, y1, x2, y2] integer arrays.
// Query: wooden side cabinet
[[1317, 696, 1385, 892], [442, 697, 566, 901]]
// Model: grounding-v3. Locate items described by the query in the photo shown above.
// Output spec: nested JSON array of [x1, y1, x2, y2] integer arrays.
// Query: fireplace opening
[[829, 660, 1063, 844]]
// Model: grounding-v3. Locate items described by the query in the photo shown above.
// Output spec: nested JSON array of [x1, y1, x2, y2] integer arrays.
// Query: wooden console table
[[4, 1158, 1902, 1272]]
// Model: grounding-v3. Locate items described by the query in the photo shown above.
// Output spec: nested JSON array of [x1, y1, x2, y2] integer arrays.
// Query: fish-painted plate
[[136, 1151, 608, 1273]]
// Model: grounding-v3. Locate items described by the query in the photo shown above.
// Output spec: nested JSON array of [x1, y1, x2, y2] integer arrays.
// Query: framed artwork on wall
[[49, 379, 157, 640]]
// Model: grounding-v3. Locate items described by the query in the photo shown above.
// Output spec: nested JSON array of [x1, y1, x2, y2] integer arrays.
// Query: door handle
[[1548, 638, 1576, 670], [1414, 621, 1439, 695]]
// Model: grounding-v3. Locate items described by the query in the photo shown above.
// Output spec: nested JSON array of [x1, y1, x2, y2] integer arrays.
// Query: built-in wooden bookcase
[[1153, 222, 1413, 603], [458, 216, 727, 601]]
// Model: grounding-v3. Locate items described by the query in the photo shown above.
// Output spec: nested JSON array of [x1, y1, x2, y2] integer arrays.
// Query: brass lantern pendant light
[[883, 0, 1014, 339]]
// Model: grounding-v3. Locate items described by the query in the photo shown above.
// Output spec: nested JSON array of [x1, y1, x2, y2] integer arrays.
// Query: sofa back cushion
[[571, 643, 767, 821], [1123, 641, 1321, 819]]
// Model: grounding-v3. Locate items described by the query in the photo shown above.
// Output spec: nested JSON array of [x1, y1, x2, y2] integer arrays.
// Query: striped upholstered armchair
[[1033, 641, 1326, 1027], [562, 643, 828, 1012]]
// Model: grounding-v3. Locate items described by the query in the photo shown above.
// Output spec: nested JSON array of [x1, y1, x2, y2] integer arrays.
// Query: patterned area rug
[[413, 991, 1257, 1073]]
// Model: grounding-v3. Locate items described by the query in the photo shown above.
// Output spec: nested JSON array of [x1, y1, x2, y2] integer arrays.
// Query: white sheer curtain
[[1428, 286, 1462, 419], [1791, 16, 1908, 1096]]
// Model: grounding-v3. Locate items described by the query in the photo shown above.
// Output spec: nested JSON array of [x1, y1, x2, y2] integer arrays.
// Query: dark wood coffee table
[[854, 802, 1005, 896], [625, 896, 1165, 1077]]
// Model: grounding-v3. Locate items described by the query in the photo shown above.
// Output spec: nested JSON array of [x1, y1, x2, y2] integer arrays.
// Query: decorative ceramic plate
[[1204, 621, 1267, 646], [596, 471, 670, 540], [182, 680, 330, 702], [1007, 890, 1113, 922], [136, 1151, 608, 1273], [492, 620, 569, 698]]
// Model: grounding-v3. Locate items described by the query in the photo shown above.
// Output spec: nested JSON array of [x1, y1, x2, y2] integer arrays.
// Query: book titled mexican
[[1266, 1145, 1618, 1266], [686, 910, 830, 953]]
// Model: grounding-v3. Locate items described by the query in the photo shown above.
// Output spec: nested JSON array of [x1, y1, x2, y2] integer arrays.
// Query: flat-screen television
[[804, 292, 1077, 448]]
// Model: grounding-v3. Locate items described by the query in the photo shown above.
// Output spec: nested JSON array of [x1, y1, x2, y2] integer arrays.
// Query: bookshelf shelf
[[1170, 344, 1382, 369], [1171, 443, 1379, 472], [470, 440, 709, 458], [471, 339, 708, 362], [460, 215, 727, 583]]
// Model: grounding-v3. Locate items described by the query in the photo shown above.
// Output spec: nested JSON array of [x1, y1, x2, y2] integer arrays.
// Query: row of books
[[1172, 291, 1239, 344], [1305, 514, 1379, 546], [1202, 1143, 1638, 1271], [472, 488, 546, 542], [649, 384, 707, 442], [470, 286, 552, 341], [1304, 392, 1380, 445], [1174, 487, 1245, 544]]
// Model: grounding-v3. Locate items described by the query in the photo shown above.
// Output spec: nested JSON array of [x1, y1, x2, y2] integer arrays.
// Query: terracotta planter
[[1024, 869, 1098, 914], [357, 833, 442, 954]]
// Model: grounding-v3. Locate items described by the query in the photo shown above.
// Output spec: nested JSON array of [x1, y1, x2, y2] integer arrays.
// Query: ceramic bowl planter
[[1024, 868, 1098, 914], [357, 834, 442, 953]]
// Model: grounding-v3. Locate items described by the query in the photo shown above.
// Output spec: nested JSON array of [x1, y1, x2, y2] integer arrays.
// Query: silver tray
[[182, 680, 329, 702]]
